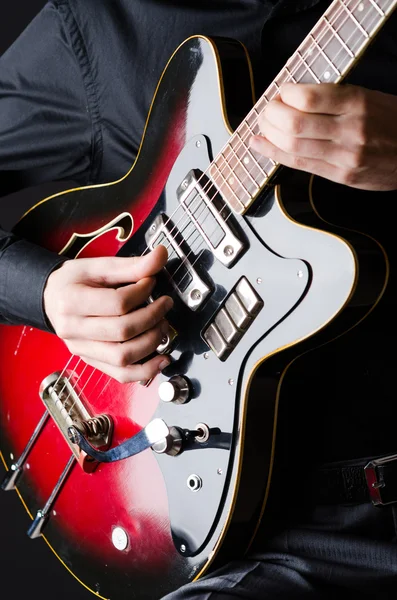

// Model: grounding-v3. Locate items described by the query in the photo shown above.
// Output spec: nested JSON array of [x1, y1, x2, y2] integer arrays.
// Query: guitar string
[[61, 0, 379, 420], [60, 0, 376, 417], [139, 0, 376, 296], [53, 0, 382, 421], [138, 0, 376, 285]]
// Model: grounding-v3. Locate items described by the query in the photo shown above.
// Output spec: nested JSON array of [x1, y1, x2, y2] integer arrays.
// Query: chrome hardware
[[1, 411, 50, 491], [203, 277, 264, 360], [151, 426, 184, 457], [145, 214, 211, 310], [1, 463, 23, 491], [187, 474, 202, 492], [364, 454, 397, 506], [158, 375, 191, 404], [27, 455, 75, 539], [39, 372, 113, 473], [69, 418, 182, 462], [195, 423, 210, 443], [177, 169, 246, 268], [156, 322, 178, 354]]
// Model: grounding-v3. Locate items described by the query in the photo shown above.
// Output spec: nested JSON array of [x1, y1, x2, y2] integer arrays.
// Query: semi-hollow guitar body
[[0, 4, 394, 598]]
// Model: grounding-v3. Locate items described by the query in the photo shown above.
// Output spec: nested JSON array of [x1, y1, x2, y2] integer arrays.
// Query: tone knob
[[158, 375, 191, 404]]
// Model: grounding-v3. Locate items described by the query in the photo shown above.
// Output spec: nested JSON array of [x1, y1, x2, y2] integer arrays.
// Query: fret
[[256, 96, 268, 113], [207, 0, 397, 215], [309, 14, 351, 75], [323, 15, 355, 57], [234, 130, 269, 178], [212, 155, 252, 200], [284, 66, 297, 82], [225, 143, 260, 192], [222, 142, 260, 196], [309, 33, 341, 76], [340, 0, 370, 37], [297, 50, 322, 83], [209, 162, 248, 212], [276, 69, 290, 86], [239, 120, 270, 176], [368, 0, 385, 15], [241, 119, 278, 172], [244, 112, 261, 135]]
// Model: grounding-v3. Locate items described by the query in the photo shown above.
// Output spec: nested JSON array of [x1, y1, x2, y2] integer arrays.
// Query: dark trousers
[[163, 458, 397, 599]]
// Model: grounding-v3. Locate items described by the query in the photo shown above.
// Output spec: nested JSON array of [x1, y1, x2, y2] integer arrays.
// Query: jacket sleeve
[[0, 1, 93, 330]]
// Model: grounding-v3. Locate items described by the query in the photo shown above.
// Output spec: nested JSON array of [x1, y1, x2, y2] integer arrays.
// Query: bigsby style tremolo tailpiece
[[39, 371, 114, 473]]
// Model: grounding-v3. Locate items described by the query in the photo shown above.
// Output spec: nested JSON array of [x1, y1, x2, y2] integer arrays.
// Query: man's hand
[[250, 83, 397, 191], [43, 245, 173, 383]]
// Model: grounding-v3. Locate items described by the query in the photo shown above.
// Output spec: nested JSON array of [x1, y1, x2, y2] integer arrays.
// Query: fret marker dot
[[229, 177, 235, 185], [243, 157, 250, 165], [358, 3, 364, 11], [324, 71, 331, 80]]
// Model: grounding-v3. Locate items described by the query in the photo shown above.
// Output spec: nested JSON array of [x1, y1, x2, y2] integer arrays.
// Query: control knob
[[158, 375, 191, 404]]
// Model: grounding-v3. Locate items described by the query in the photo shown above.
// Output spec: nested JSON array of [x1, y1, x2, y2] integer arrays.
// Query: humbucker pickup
[[177, 169, 247, 268]]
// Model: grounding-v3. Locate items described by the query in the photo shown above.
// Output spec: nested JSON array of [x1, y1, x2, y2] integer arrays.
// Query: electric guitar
[[0, 1, 395, 598]]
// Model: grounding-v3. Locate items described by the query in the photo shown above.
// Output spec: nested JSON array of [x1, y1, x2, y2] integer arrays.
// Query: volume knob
[[158, 375, 191, 404]]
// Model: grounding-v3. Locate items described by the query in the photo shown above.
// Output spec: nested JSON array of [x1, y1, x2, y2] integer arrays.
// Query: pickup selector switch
[[158, 375, 191, 404]]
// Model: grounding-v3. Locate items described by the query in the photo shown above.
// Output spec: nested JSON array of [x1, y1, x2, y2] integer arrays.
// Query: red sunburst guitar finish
[[0, 2, 395, 598]]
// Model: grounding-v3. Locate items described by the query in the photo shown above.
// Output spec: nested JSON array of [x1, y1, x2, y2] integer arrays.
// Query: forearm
[[0, 226, 66, 330]]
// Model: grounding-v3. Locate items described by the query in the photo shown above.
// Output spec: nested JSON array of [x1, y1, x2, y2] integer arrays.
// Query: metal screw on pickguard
[[228, 379, 234, 386], [196, 140, 201, 148], [256, 277, 262, 284], [181, 180, 189, 190], [151, 223, 156, 232], [180, 544, 186, 553], [217, 468, 223, 475], [191, 289, 201, 301], [297, 270, 304, 278], [204, 353, 209, 360], [224, 245, 234, 257]]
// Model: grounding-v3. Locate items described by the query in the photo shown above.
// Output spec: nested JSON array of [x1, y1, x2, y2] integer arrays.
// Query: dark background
[[0, 2, 93, 599]]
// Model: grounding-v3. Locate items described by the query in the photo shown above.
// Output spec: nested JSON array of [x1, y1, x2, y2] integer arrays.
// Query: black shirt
[[0, 0, 396, 463]]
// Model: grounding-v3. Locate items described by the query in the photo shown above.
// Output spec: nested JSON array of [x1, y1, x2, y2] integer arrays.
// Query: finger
[[61, 296, 173, 340], [66, 244, 168, 286], [278, 83, 365, 116], [248, 135, 346, 184], [65, 321, 169, 367], [255, 121, 353, 167], [262, 99, 338, 140], [79, 353, 171, 384], [61, 277, 157, 316]]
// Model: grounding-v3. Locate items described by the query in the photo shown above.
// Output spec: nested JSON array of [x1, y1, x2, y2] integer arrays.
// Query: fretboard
[[209, 0, 397, 214]]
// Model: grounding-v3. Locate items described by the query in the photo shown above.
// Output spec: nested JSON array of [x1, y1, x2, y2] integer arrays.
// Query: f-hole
[[60, 212, 134, 259]]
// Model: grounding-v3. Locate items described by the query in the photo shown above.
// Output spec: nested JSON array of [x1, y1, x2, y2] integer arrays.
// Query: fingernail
[[164, 297, 174, 311], [158, 358, 171, 372]]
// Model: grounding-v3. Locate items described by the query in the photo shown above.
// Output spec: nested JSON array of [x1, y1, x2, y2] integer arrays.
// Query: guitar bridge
[[39, 372, 113, 473]]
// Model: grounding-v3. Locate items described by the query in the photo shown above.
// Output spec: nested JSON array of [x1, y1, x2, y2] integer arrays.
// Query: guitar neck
[[209, 0, 397, 214]]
